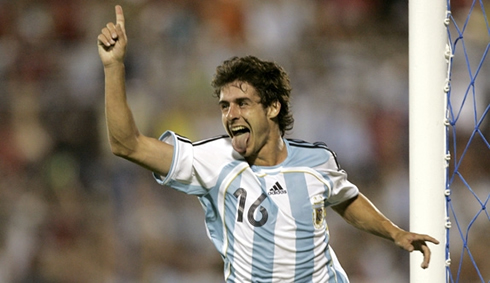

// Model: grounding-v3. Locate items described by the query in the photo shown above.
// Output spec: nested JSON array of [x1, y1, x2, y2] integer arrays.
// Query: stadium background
[[0, 0, 487, 282]]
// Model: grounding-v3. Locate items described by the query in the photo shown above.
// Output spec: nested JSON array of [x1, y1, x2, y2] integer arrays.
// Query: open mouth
[[230, 126, 250, 154], [231, 126, 250, 137]]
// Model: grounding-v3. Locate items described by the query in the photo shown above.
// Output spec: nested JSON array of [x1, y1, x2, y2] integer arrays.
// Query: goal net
[[445, 0, 490, 282]]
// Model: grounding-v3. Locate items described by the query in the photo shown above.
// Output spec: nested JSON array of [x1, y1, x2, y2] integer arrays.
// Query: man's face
[[219, 81, 277, 157]]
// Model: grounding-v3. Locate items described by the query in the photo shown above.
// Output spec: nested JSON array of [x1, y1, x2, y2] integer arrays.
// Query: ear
[[267, 100, 281, 119]]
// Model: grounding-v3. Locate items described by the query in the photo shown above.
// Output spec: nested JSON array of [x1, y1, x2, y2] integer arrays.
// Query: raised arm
[[332, 193, 439, 269], [97, 5, 173, 176]]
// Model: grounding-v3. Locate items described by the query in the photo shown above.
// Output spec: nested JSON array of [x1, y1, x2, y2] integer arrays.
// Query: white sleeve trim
[[152, 130, 178, 186]]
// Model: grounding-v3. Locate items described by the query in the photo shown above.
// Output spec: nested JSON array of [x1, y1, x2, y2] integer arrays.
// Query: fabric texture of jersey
[[153, 130, 359, 283]]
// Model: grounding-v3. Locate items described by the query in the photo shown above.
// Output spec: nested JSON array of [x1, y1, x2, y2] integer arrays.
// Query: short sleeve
[[152, 131, 236, 196], [321, 151, 359, 206]]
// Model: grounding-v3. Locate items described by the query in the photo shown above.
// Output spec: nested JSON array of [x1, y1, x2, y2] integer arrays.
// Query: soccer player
[[97, 5, 439, 282]]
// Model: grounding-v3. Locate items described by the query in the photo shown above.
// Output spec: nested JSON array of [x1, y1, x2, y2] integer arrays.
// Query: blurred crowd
[[0, 0, 488, 282]]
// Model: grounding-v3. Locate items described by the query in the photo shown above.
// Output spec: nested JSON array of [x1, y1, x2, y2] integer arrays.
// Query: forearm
[[104, 63, 140, 157], [333, 193, 404, 242]]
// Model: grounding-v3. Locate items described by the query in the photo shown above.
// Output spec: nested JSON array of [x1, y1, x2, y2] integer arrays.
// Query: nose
[[226, 103, 240, 120]]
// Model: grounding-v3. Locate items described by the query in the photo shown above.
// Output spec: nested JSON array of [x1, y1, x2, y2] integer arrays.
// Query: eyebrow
[[218, 97, 252, 106]]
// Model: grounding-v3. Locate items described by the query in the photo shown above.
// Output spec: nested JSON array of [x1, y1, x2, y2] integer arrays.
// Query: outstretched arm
[[97, 5, 173, 176], [332, 193, 439, 269]]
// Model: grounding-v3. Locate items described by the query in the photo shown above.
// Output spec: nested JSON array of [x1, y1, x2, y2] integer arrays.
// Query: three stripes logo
[[268, 182, 287, 195]]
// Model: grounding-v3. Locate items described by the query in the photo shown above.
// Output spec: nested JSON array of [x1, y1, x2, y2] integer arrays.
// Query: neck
[[246, 136, 287, 166]]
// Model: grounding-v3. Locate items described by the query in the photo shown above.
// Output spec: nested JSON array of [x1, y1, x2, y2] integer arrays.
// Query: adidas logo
[[268, 182, 287, 195]]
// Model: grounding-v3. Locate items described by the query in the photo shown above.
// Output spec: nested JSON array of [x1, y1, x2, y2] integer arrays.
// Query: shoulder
[[287, 138, 328, 150], [192, 134, 233, 153], [286, 138, 333, 154], [160, 131, 243, 163], [286, 138, 341, 169], [192, 134, 245, 161], [168, 132, 231, 149], [193, 134, 231, 147]]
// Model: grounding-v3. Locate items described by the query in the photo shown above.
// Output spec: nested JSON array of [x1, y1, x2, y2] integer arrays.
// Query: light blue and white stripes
[[154, 131, 357, 282]]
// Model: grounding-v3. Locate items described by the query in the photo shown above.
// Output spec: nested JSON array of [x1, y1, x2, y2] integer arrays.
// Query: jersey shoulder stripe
[[174, 133, 192, 144], [193, 134, 230, 146], [287, 138, 342, 170]]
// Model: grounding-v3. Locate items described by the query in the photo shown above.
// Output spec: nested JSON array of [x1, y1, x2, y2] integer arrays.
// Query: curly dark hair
[[211, 56, 294, 137]]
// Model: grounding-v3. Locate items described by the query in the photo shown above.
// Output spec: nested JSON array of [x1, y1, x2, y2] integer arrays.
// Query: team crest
[[312, 195, 326, 229], [312, 205, 326, 229]]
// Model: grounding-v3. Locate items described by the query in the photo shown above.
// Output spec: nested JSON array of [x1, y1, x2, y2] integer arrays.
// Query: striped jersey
[[153, 130, 359, 283]]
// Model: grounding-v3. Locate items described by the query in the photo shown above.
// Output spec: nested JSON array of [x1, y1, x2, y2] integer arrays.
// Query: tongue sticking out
[[232, 132, 250, 154]]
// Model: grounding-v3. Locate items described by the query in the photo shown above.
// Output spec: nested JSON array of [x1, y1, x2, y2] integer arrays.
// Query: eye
[[219, 102, 229, 112], [237, 99, 249, 108]]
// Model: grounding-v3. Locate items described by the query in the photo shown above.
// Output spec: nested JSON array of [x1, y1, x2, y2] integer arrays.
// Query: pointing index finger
[[115, 5, 125, 29], [420, 234, 440, 245]]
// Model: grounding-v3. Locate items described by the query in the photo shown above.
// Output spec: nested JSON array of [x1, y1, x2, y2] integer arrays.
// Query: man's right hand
[[97, 5, 127, 67]]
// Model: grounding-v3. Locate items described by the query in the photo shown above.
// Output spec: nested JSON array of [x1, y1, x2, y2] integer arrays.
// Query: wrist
[[104, 61, 125, 70], [381, 220, 403, 241]]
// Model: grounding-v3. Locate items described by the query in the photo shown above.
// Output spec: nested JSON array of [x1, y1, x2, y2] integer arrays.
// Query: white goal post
[[408, 0, 448, 282]]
